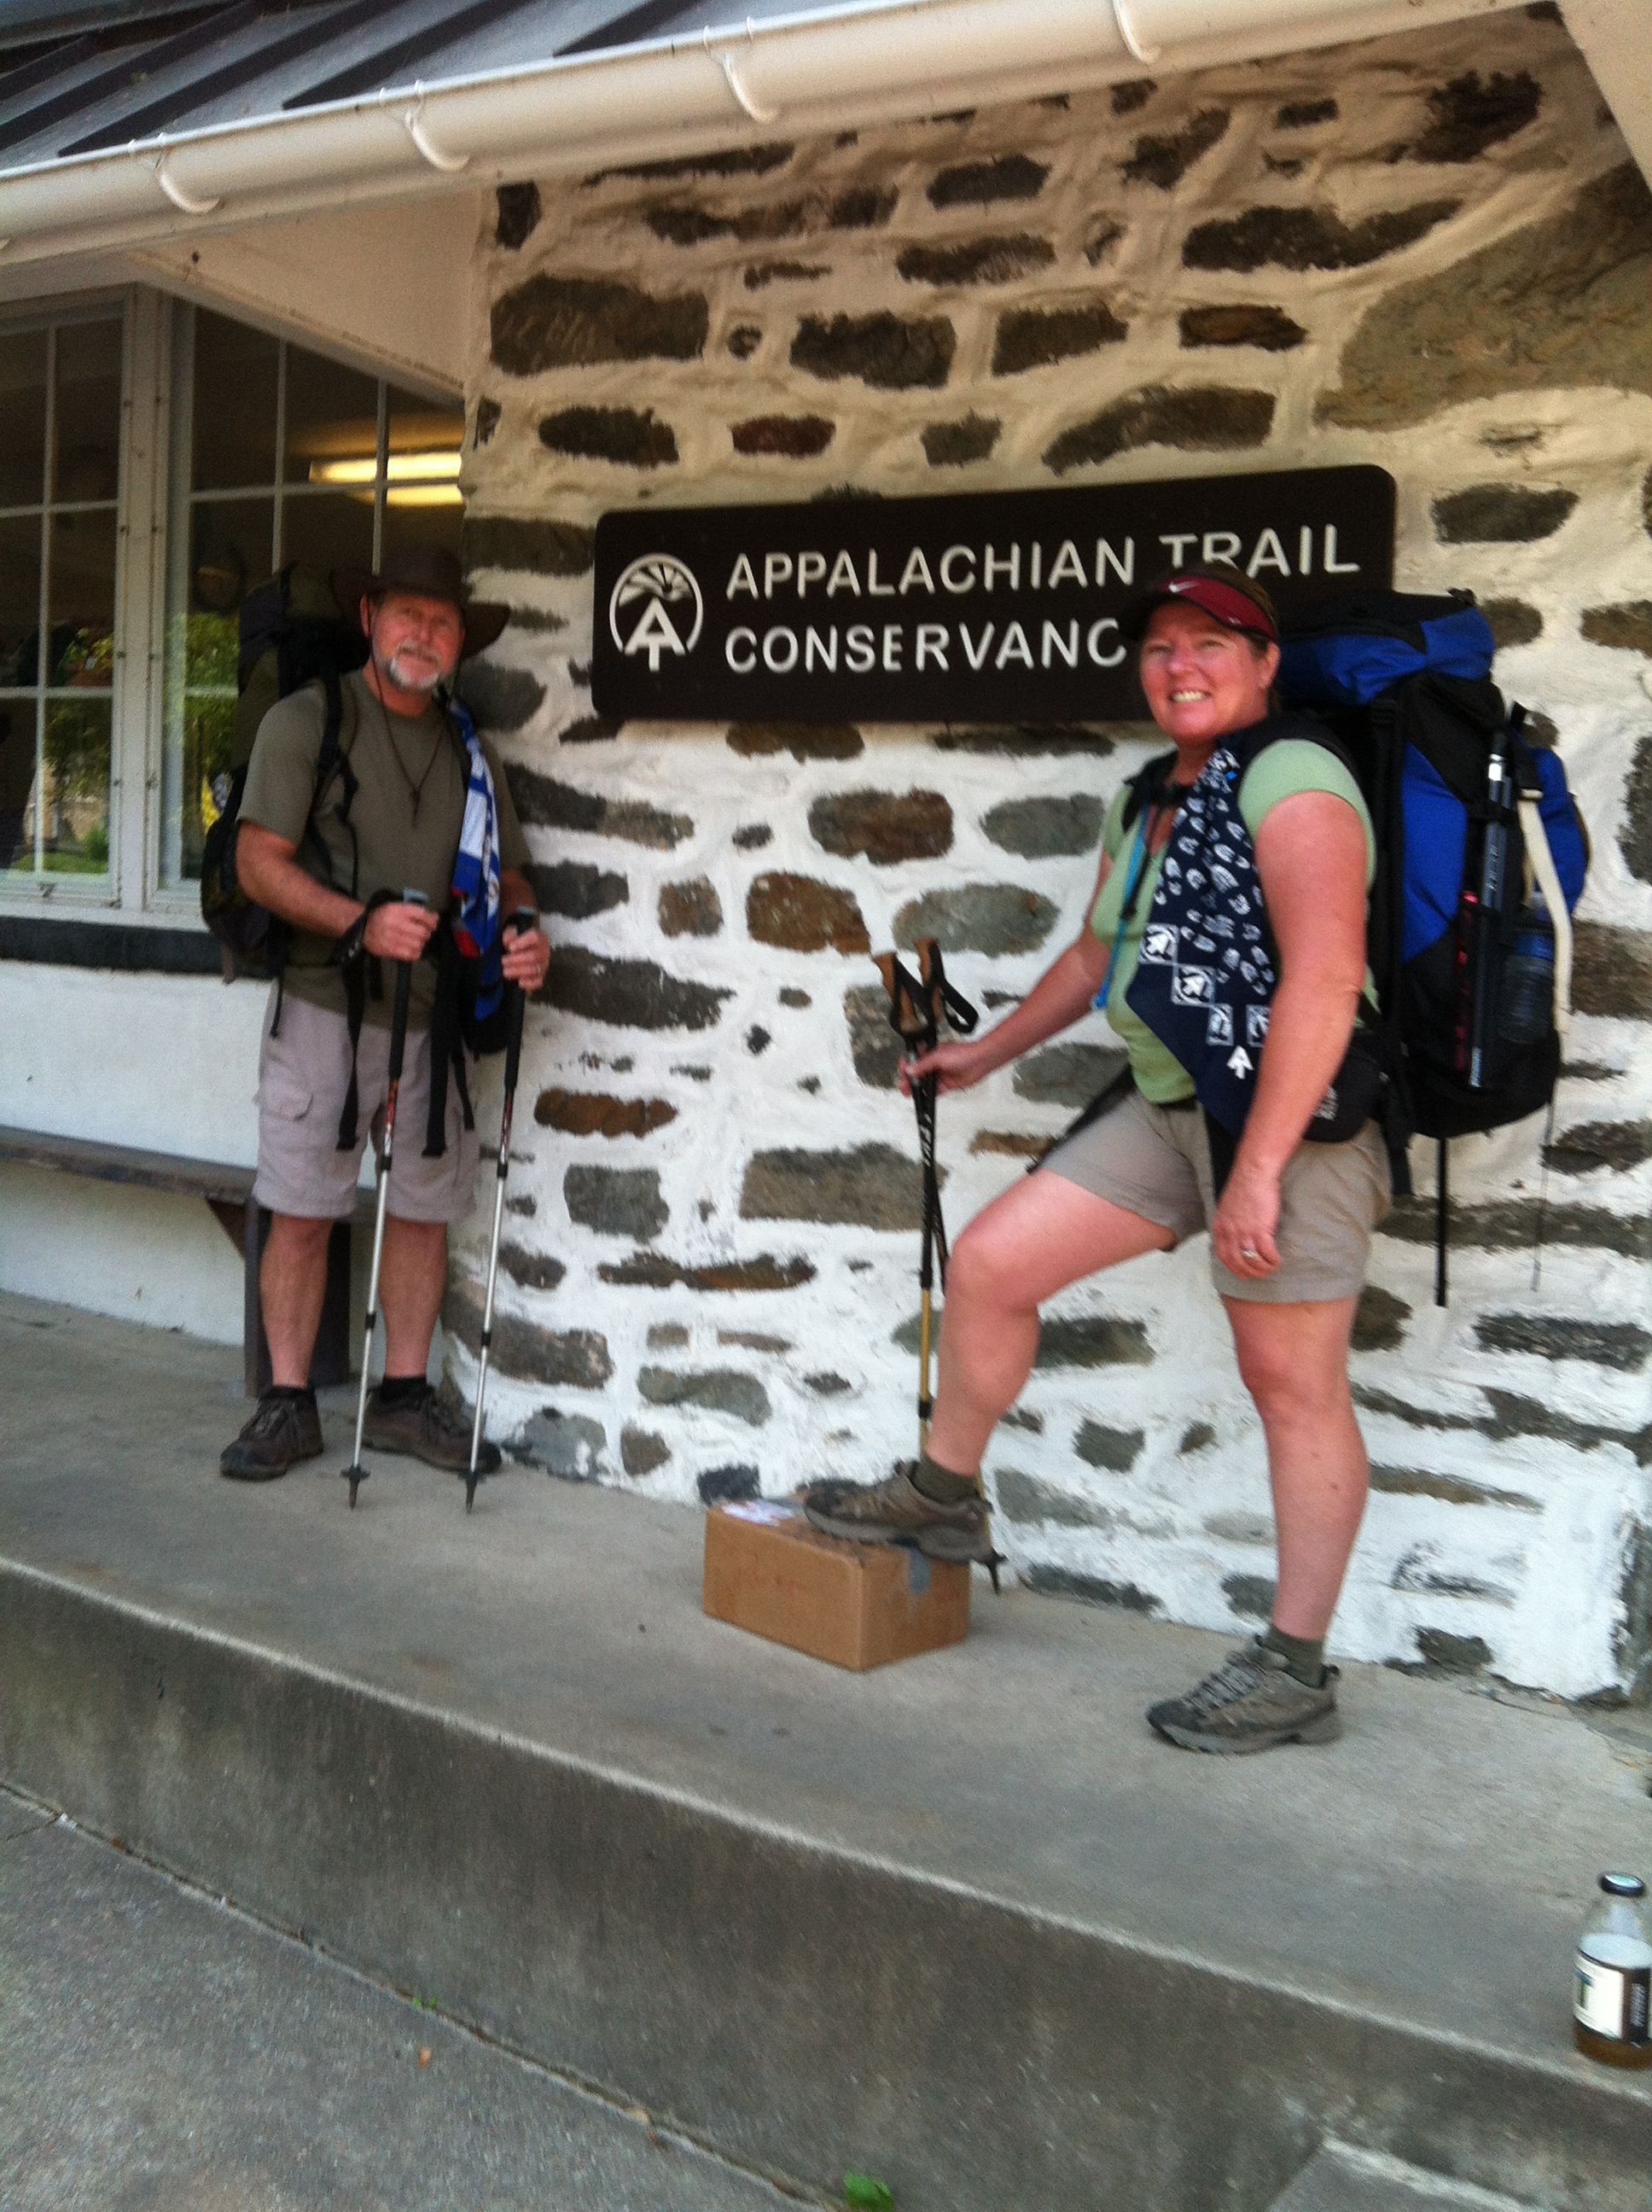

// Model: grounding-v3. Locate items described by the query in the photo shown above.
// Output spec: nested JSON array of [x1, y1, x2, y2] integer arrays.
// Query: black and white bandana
[[1125, 744, 1276, 1138]]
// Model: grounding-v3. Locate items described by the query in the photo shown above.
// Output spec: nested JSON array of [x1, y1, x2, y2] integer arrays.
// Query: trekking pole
[[875, 951, 937, 1447], [464, 906, 537, 1513], [344, 889, 428, 1511]]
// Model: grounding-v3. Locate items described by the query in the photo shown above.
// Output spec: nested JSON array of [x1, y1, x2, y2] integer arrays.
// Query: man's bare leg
[[259, 1214, 334, 1388], [378, 1216, 447, 1381]]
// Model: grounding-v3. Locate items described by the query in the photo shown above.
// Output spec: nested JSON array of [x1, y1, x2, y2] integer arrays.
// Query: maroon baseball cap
[[1120, 562, 1279, 643]]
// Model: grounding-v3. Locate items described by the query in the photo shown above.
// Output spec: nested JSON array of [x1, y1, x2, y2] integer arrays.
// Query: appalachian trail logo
[[609, 555, 704, 671]]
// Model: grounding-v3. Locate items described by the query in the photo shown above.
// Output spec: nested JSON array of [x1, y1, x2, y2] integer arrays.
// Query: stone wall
[[449, 4, 1652, 1699]]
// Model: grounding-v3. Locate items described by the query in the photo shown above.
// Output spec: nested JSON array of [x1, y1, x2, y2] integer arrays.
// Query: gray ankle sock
[[1260, 1624, 1326, 1685], [910, 1452, 980, 1505]]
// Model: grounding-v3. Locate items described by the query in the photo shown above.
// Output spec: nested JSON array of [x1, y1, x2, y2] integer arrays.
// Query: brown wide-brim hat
[[332, 545, 509, 659]]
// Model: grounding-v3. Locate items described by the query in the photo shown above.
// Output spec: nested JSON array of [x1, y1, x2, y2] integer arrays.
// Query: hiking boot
[[803, 1461, 995, 1567], [363, 1382, 501, 1476], [1146, 1639, 1341, 1755], [219, 1389, 323, 1482]]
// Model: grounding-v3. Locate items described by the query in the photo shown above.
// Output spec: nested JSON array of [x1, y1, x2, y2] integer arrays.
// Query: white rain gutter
[[0, 0, 1535, 265]]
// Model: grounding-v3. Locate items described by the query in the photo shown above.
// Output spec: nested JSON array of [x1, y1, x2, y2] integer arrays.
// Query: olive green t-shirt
[[240, 670, 531, 1029], [1088, 737, 1376, 1103]]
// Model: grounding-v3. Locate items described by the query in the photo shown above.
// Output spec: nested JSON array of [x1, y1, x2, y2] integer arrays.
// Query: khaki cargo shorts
[[253, 989, 480, 1225], [1039, 1087, 1391, 1304]]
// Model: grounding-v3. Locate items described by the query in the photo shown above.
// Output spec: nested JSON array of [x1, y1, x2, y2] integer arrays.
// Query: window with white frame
[[0, 288, 464, 921]]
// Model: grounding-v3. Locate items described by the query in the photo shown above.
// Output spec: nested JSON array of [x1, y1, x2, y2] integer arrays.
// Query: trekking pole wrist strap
[[330, 888, 397, 968]]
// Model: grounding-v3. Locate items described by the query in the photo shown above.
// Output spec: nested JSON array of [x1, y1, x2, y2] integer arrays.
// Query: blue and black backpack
[[1279, 589, 1589, 1295]]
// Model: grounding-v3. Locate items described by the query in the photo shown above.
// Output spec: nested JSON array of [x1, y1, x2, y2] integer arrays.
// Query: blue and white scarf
[[1125, 744, 1277, 1138], [447, 697, 504, 1024]]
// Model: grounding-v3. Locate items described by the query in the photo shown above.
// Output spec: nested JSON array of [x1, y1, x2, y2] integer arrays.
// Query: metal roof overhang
[[2, 0, 1605, 269]]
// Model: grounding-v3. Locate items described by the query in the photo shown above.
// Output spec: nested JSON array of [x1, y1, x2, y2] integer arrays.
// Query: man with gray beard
[[219, 547, 548, 1483]]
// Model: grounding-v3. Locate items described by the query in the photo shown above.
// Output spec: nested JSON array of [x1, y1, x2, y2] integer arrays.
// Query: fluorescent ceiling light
[[309, 450, 461, 485]]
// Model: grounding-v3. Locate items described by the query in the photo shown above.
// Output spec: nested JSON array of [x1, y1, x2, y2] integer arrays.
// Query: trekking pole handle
[[387, 888, 428, 1089], [503, 905, 536, 1096]]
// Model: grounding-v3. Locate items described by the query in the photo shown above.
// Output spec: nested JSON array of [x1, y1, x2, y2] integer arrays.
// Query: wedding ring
[[1240, 1245, 1260, 1260]]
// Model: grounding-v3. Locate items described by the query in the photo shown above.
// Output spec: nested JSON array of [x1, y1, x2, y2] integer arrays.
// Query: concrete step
[[1271, 2144, 1546, 2211], [3, 1292, 1649, 2212]]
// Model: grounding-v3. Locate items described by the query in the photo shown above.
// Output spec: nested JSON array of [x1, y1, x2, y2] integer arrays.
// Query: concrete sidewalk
[[0, 1789, 807, 2210], [2, 1290, 1649, 2210]]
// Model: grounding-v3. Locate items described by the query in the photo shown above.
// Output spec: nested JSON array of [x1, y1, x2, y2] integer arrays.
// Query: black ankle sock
[[910, 1451, 980, 1505], [1260, 1624, 1326, 1685], [375, 1374, 428, 1406], [266, 1384, 315, 1404]]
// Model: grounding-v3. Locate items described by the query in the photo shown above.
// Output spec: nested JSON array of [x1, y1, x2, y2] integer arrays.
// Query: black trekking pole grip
[[503, 906, 536, 1098], [385, 888, 428, 1091]]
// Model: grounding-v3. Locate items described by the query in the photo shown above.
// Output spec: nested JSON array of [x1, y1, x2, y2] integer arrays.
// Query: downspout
[[0, 0, 1533, 264]]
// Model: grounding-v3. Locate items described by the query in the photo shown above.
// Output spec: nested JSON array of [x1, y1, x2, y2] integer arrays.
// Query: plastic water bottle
[[1573, 1871, 1652, 2067], [1496, 892, 1555, 1045]]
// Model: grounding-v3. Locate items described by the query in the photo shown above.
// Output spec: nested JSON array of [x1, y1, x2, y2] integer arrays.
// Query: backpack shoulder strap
[[1120, 748, 1177, 834]]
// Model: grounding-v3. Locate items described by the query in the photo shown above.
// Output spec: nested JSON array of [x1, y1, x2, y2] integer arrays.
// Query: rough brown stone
[[509, 768, 690, 848], [533, 1090, 677, 1139], [1186, 199, 1459, 274], [1477, 1314, 1650, 1371], [792, 312, 956, 390], [1352, 1285, 1411, 1352], [539, 947, 729, 1033], [1380, 1193, 1649, 1260], [645, 186, 895, 246], [1021, 1566, 1160, 1613], [1581, 601, 1652, 657], [805, 1371, 850, 1395], [727, 326, 762, 361], [845, 983, 904, 1090], [1482, 599, 1543, 650], [456, 661, 544, 732], [734, 824, 774, 848], [1399, 70, 1541, 164], [516, 1409, 608, 1481], [1012, 1041, 1124, 1109], [1178, 305, 1305, 352], [898, 235, 1055, 286], [745, 259, 829, 289], [982, 793, 1104, 857], [529, 861, 627, 920], [1123, 108, 1230, 189], [718, 1330, 791, 1353], [1223, 1574, 1276, 1622], [1034, 1316, 1153, 1368], [993, 300, 1128, 375], [596, 143, 794, 183], [1044, 385, 1273, 474], [1573, 921, 1652, 1022], [559, 713, 620, 746], [492, 275, 707, 374], [1434, 485, 1576, 542], [1544, 1119, 1652, 1174], [494, 182, 541, 250], [728, 720, 863, 761], [499, 1242, 565, 1292], [994, 1467, 1109, 1531], [638, 1366, 771, 1424], [895, 883, 1056, 956], [928, 154, 1049, 207], [1179, 1423, 1216, 1454], [538, 406, 678, 468], [809, 788, 952, 864], [443, 1285, 612, 1388], [747, 873, 869, 954], [620, 1427, 671, 1476], [1074, 1419, 1145, 1470], [969, 1130, 1052, 1158], [462, 516, 593, 576], [730, 414, 835, 457], [922, 413, 1000, 466], [699, 1465, 761, 1504], [1391, 1550, 1509, 1603], [597, 1252, 816, 1290], [1367, 1458, 1539, 1510], [1277, 98, 1336, 128], [1323, 166, 1652, 428], [565, 1165, 667, 1242], [1085, 216, 1126, 267], [1112, 79, 1155, 115], [657, 878, 723, 938], [1620, 736, 1652, 886], [742, 1144, 926, 1231], [474, 398, 501, 445], [933, 724, 1120, 756], [1410, 1629, 1492, 1674]]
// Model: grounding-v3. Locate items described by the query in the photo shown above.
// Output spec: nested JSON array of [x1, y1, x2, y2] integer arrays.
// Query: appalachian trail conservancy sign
[[590, 465, 1394, 725]]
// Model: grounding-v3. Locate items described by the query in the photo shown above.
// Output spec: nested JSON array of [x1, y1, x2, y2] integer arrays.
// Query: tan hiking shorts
[[253, 989, 480, 1224], [1038, 1087, 1390, 1305]]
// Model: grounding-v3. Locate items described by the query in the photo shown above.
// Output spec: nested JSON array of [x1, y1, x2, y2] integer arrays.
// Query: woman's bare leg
[[1224, 1294, 1367, 1639], [925, 1171, 1174, 1476]]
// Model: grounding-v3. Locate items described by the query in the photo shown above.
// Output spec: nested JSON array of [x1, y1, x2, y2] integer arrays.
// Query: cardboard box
[[703, 1499, 970, 1671]]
